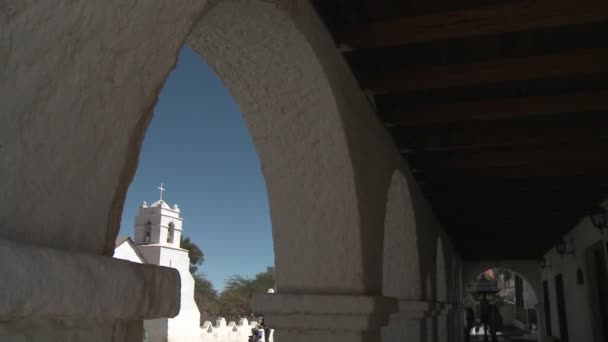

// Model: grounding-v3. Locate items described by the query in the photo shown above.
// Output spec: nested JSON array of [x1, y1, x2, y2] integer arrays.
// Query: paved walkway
[[469, 326, 538, 342], [471, 333, 537, 342], [472, 338, 535, 341]]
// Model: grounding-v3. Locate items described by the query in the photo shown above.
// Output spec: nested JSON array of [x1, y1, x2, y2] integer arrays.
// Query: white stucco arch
[[426, 272, 434, 301], [462, 261, 542, 303], [382, 170, 421, 300], [426, 272, 434, 342], [183, 0, 393, 294], [436, 237, 449, 342], [1, 0, 420, 340], [436, 237, 448, 303], [463, 262, 545, 342], [458, 265, 464, 303], [463, 266, 540, 318], [451, 260, 458, 303], [2, 0, 386, 294]]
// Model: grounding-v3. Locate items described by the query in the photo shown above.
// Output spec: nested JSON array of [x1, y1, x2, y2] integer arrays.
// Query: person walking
[[259, 317, 270, 342]]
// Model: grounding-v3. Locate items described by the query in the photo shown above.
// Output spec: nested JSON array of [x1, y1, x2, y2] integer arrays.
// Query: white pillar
[[381, 300, 433, 341], [253, 293, 396, 342], [436, 303, 452, 342]]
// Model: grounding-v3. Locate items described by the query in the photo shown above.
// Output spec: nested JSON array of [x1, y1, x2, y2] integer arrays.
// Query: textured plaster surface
[[1, 2, 207, 338], [187, 0, 370, 294], [186, 0, 461, 299], [381, 171, 424, 341], [0, 238, 180, 321], [0, 0, 468, 340], [253, 293, 396, 342], [0, 319, 143, 342], [382, 170, 422, 300], [0, 0, 208, 254]]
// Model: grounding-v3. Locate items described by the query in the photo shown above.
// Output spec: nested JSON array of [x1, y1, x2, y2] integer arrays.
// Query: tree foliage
[[181, 236, 204, 273], [217, 267, 275, 321], [193, 273, 219, 322], [181, 236, 275, 323]]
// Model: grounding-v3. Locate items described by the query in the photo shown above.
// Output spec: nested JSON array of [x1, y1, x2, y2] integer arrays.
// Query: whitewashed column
[[254, 293, 396, 342], [382, 300, 432, 341]]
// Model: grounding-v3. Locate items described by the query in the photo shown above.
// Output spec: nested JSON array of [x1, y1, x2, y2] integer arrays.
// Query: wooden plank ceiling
[[312, 0, 608, 260]]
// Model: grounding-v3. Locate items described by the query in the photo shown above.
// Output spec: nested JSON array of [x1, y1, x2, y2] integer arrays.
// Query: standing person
[[479, 295, 490, 342], [260, 317, 270, 342], [249, 326, 260, 342], [465, 306, 475, 342]]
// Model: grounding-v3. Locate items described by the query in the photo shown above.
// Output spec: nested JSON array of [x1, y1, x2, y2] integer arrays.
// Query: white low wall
[[200, 318, 274, 342]]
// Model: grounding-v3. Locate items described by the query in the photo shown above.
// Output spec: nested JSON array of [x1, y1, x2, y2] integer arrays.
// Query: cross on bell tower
[[158, 182, 165, 201]]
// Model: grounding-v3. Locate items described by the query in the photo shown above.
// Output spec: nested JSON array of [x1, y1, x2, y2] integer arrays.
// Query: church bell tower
[[133, 183, 183, 249], [129, 183, 201, 341]]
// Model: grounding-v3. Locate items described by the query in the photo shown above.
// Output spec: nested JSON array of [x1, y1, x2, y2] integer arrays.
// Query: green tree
[[181, 236, 205, 273], [217, 267, 275, 321], [193, 273, 219, 322], [178, 236, 275, 323]]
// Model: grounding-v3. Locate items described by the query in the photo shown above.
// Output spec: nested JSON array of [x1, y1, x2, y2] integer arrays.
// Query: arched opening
[[426, 272, 434, 342], [3, 0, 395, 341], [381, 169, 422, 341], [145, 221, 152, 244], [436, 237, 448, 342], [463, 268, 540, 341], [382, 170, 421, 300], [166, 222, 175, 244], [114, 44, 277, 340], [110, 1, 371, 340]]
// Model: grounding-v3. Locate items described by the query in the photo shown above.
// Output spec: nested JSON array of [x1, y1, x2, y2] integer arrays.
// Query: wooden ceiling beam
[[422, 177, 608, 196], [451, 233, 557, 244], [430, 198, 600, 211], [361, 48, 608, 94], [448, 227, 575, 239], [448, 226, 574, 239], [333, 0, 608, 49], [408, 141, 608, 171], [382, 90, 608, 127], [396, 120, 608, 154], [428, 190, 603, 208], [417, 162, 608, 183], [439, 211, 585, 221], [458, 247, 549, 260]]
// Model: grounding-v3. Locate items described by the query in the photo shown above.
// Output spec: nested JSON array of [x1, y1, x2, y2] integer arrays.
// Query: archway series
[[4, 1, 463, 341]]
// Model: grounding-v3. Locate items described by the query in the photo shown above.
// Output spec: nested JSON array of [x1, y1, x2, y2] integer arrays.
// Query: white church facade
[[114, 192, 201, 342]]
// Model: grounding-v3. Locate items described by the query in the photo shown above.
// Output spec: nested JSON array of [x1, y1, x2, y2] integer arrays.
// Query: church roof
[[115, 236, 148, 264], [150, 199, 171, 210]]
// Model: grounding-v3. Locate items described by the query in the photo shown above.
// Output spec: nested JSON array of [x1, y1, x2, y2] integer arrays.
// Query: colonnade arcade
[[3, 0, 601, 341]]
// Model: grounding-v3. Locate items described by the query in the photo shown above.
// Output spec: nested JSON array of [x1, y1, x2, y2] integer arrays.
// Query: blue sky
[[119, 46, 274, 291]]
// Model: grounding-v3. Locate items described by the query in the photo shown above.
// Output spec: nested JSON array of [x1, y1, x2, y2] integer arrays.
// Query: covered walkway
[[2, 0, 608, 341]]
